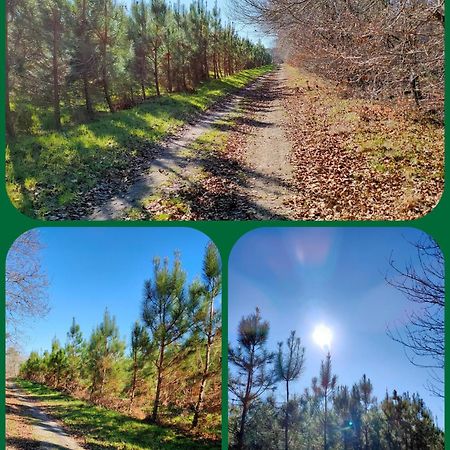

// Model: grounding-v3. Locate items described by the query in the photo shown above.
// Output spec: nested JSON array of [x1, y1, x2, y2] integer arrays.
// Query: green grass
[[7, 65, 273, 218], [16, 379, 220, 450]]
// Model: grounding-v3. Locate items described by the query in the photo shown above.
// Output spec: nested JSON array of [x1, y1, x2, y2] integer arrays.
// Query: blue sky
[[229, 227, 444, 428], [21, 227, 212, 357]]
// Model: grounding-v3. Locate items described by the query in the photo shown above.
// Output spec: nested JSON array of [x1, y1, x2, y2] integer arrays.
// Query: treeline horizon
[[6, 0, 272, 137], [19, 243, 222, 436], [229, 308, 444, 450]]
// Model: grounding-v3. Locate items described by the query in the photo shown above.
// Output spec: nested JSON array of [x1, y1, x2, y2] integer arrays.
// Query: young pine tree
[[229, 308, 275, 450], [87, 309, 125, 403], [128, 0, 150, 100], [141, 253, 196, 423], [275, 330, 306, 450], [128, 321, 151, 411], [359, 374, 375, 449], [70, 0, 96, 118], [149, 0, 167, 96], [191, 242, 222, 428], [312, 352, 337, 450], [65, 317, 85, 392]]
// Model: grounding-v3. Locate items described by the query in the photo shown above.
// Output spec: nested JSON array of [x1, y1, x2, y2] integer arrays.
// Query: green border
[[1, 0, 448, 446]]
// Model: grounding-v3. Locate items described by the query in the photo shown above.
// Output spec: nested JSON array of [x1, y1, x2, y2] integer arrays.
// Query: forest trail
[[89, 73, 275, 220], [6, 381, 85, 450], [89, 68, 296, 220], [233, 67, 294, 219]]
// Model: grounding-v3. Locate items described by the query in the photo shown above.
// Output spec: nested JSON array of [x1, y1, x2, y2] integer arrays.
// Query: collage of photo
[[3, 0, 446, 449]]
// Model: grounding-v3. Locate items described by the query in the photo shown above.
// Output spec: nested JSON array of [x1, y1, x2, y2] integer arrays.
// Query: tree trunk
[[150, 342, 165, 422], [102, 69, 114, 113], [237, 345, 254, 450], [192, 299, 214, 428], [237, 400, 249, 450], [285, 379, 290, 450], [129, 353, 138, 412], [6, 16, 15, 138], [141, 82, 146, 100], [154, 47, 160, 96], [51, 8, 61, 130], [324, 392, 328, 450], [83, 76, 94, 118], [101, 2, 114, 113], [166, 51, 172, 93], [81, 0, 94, 119]]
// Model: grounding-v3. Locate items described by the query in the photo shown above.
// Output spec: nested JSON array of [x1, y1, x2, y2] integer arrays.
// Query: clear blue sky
[[229, 227, 444, 428], [22, 227, 212, 357]]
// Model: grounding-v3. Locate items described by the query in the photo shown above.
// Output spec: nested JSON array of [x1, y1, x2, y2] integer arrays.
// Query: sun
[[312, 324, 333, 350]]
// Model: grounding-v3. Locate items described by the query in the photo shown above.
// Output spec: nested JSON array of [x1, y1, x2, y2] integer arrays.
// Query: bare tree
[[231, 0, 444, 115], [5, 346, 25, 379], [6, 230, 50, 344], [386, 236, 444, 397]]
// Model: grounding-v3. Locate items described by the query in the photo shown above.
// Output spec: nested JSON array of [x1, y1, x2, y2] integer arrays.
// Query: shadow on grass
[[6, 66, 274, 219], [16, 380, 220, 450]]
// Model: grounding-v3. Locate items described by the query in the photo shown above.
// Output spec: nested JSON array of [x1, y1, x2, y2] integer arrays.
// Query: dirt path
[[6, 381, 84, 450], [89, 74, 275, 220], [236, 67, 294, 219]]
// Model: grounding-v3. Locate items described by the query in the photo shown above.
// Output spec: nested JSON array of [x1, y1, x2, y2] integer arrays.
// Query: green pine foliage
[[19, 244, 222, 442], [229, 310, 444, 450], [6, 0, 272, 217]]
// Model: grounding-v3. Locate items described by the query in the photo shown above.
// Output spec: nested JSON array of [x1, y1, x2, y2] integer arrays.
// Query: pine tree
[[65, 317, 85, 391], [312, 352, 337, 450], [38, 0, 69, 129], [47, 337, 69, 389], [141, 253, 196, 422], [128, 0, 150, 100], [87, 309, 125, 402], [148, 0, 167, 96], [275, 330, 305, 450], [359, 374, 375, 449], [70, 0, 96, 118], [128, 321, 151, 411], [192, 242, 222, 428], [229, 308, 275, 450]]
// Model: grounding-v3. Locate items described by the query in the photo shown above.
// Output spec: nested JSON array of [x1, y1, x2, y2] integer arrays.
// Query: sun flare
[[312, 324, 333, 349]]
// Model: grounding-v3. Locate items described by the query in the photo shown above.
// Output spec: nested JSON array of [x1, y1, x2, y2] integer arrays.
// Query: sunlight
[[312, 324, 333, 350]]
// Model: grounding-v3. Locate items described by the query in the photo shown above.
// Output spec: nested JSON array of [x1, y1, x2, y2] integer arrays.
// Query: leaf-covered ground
[[6, 382, 39, 449], [282, 65, 444, 220], [6, 66, 273, 220], [127, 64, 443, 221], [14, 379, 220, 450]]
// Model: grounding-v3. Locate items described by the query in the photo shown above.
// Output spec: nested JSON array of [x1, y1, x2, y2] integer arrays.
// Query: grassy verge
[[6, 65, 273, 218], [16, 379, 220, 450]]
